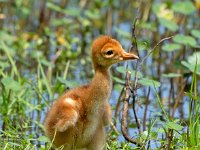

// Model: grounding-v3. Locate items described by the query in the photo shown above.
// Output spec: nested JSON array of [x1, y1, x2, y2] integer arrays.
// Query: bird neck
[[90, 66, 112, 102]]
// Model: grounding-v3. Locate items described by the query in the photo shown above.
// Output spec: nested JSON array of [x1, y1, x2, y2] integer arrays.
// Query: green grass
[[0, 0, 200, 149], [0, 26, 200, 150]]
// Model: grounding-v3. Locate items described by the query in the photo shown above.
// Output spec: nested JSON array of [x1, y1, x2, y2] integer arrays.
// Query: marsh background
[[0, 0, 200, 149]]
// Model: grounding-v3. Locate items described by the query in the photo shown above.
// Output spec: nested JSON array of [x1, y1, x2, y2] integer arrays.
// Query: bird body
[[44, 36, 138, 150]]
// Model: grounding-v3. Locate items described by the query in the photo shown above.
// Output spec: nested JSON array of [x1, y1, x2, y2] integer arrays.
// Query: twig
[[110, 122, 120, 136], [121, 70, 140, 146], [130, 9, 140, 56], [171, 77, 188, 117], [139, 36, 174, 66], [131, 11, 142, 135], [143, 87, 151, 131], [132, 36, 174, 134], [167, 129, 173, 150], [121, 9, 141, 146], [121, 8, 173, 147]]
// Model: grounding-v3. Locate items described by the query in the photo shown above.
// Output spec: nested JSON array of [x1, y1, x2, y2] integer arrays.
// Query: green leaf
[[138, 78, 161, 87], [47, 2, 63, 13], [150, 131, 158, 140], [141, 131, 148, 139], [172, 1, 196, 15], [0, 61, 10, 69], [47, 2, 80, 17], [85, 9, 101, 19], [139, 22, 157, 32], [79, 17, 91, 27], [157, 128, 165, 133], [0, 31, 15, 43], [137, 40, 150, 51], [114, 27, 131, 39], [131, 70, 143, 78], [112, 77, 124, 84], [166, 121, 183, 131], [181, 61, 193, 69], [38, 62, 52, 97], [185, 92, 200, 100], [173, 34, 197, 47], [116, 66, 143, 78], [191, 29, 200, 39], [1, 77, 21, 92], [188, 52, 200, 65], [57, 77, 78, 88], [114, 84, 123, 92], [116, 66, 128, 73], [162, 73, 182, 78], [173, 119, 180, 123], [41, 59, 54, 68], [152, 3, 162, 15], [52, 18, 72, 26], [37, 136, 49, 142], [162, 43, 181, 52], [181, 61, 194, 71], [0, 41, 19, 77], [159, 18, 178, 32], [181, 52, 200, 75], [63, 7, 81, 17]]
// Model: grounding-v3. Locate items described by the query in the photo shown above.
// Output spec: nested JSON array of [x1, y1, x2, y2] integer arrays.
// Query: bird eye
[[106, 50, 113, 55]]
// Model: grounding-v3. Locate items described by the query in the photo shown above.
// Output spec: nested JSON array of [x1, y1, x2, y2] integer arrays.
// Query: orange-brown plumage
[[44, 35, 139, 150]]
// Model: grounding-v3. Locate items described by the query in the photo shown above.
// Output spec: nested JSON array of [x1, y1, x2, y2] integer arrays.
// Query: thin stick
[[131, 11, 142, 135], [139, 36, 174, 66], [132, 36, 174, 132], [121, 70, 140, 146], [121, 9, 173, 146], [121, 9, 142, 145], [110, 122, 120, 136], [143, 87, 151, 131], [171, 78, 188, 117]]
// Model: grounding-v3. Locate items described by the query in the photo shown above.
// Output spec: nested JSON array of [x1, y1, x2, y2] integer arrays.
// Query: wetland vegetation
[[0, 0, 200, 149]]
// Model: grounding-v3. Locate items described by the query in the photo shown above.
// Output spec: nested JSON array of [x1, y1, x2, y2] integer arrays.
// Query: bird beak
[[121, 51, 139, 60]]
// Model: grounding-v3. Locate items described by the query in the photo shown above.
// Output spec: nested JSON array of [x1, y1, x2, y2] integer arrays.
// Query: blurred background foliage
[[0, 0, 200, 149]]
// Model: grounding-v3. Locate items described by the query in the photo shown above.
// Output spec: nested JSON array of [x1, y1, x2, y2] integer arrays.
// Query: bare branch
[[130, 8, 140, 56], [121, 9, 173, 147], [121, 9, 141, 146], [131, 10, 142, 135], [143, 87, 151, 131], [110, 122, 120, 136], [171, 77, 188, 117], [121, 71, 140, 146], [139, 36, 174, 66]]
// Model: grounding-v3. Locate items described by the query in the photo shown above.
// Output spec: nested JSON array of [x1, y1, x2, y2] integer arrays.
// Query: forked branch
[[121, 11, 174, 146]]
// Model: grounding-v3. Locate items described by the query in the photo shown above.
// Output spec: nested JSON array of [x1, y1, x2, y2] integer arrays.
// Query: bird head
[[91, 35, 139, 69]]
